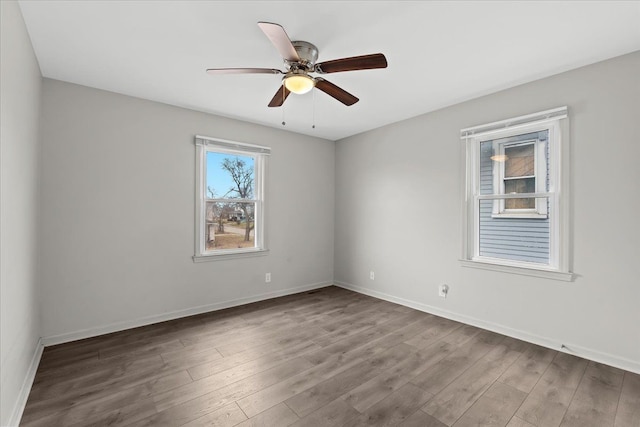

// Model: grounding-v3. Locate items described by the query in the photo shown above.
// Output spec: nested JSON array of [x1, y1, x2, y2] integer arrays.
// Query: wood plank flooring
[[21, 286, 640, 427]]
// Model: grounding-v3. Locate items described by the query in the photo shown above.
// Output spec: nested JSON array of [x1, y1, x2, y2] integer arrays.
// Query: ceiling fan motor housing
[[286, 41, 319, 71]]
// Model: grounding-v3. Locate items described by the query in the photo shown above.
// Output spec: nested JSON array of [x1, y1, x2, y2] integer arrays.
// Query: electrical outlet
[[265, 273, 271, 283], [439, 284, 449, 298], [370, 271, 375, 280]]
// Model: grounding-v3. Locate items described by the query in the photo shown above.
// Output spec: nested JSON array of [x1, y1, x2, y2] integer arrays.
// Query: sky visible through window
[[206, 152, 254, 199]]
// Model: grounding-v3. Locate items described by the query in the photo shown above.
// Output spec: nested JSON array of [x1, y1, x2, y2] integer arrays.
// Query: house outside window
[[194, 136, 269, 261], [489, 133, 548, 218], [461, 107, 573, 281]]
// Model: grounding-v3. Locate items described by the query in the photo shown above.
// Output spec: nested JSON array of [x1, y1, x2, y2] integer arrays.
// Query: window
[[461, 107, 572, 280], [194, 136, 269, 261]]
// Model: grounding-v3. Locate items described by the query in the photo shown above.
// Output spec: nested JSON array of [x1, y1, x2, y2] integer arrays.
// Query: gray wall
[[335, 52, 640, 371], [39, 80, 335, 340], [0, 1, 43, 424]]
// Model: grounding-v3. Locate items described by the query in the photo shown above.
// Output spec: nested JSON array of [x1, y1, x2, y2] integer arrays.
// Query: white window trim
[[193, 136, 269, 262], [460, 107, 573, 280], [491, 138, 548, 218], [459, 259, 574, 281]]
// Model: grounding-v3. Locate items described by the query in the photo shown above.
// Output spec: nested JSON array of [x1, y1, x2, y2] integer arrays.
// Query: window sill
[[193, 248, 269, 263], [460, 259, 574, 282]]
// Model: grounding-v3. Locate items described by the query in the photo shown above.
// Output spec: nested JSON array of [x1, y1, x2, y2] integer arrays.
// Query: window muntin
[[462, 108, 570, 277], [194, 136, 268, 260]]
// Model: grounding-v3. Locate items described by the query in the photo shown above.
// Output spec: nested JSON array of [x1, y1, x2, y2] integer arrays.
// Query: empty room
[[2, 1, 639, 426]]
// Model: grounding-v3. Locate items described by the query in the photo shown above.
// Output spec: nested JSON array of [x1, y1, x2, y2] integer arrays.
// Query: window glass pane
[[478, 198, 550, 264], [206, 152, 255, 200], [504, 178, 535, 209], [205, 201, 255, 250], [504, 144, 534, 177]]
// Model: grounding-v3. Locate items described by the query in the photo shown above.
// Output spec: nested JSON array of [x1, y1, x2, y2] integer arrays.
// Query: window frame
[[193, 136, 269, 262], [460, 107, 573, 281]]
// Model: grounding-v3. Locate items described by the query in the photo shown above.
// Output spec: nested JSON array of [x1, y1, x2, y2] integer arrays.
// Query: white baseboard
[[335, 281, 640, 375], [6, 338, 44, 427], [42, 281, 333, 347]]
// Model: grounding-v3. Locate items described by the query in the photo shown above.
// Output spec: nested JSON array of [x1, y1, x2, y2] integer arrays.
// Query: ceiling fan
[[206, 22, 388, 107]]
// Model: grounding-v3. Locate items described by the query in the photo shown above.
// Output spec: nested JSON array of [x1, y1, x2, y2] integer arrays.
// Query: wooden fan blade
[[315, 53, 387, 74], [314, 78, 359, 106], [257, 22, 300, 62], [206, 68, 282, 75], [268, 85, 291, 107]]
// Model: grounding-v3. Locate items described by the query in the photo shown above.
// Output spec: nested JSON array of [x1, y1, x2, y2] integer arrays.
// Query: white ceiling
[[18, 1, 640, 141]]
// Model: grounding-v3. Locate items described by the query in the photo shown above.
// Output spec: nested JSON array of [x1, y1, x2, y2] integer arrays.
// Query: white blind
[[460, 106, 567, 140], [195, 135, 271, 155]]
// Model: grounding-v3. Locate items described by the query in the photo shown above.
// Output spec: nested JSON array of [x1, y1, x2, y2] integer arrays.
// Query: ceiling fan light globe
[[284, 74, 315, 94]]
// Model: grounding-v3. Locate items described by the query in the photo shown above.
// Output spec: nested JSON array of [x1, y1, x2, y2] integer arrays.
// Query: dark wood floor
[[21, 286, 639, 427]]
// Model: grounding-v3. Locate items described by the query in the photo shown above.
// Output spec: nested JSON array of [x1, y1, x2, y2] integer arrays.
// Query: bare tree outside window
[[207, 187, 228, 233], [221, 158, 254, 242], [203, 151, 257, 251]]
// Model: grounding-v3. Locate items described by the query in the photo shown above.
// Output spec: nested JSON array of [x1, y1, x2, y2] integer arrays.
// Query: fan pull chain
[[312, 88, 316, 129], [281, 86, 286, 126]]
